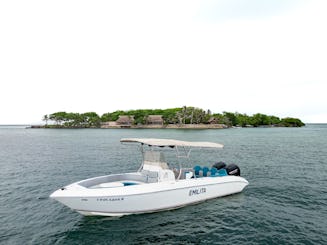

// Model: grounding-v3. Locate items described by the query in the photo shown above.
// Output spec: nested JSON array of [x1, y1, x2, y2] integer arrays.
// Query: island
[[36, 106, 305, 129]]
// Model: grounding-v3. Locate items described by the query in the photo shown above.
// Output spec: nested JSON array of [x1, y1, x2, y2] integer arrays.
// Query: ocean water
[[0, 125, 326, 244]]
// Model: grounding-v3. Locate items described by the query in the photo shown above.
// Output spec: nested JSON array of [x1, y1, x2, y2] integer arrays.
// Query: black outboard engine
[[225, 164, 241, 176], [212, 161, 226, 170]]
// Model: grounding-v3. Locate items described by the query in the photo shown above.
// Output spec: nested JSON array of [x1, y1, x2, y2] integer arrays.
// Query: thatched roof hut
[[146, 115, 164, 125], [116, 115, 134, 125]]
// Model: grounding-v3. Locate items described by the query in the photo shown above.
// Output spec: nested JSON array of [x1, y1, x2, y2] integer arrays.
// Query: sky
[[1, 0, 326, 124]]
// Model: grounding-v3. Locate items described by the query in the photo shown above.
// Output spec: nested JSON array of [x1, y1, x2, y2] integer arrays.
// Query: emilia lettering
[[189, 187, 206, 196]]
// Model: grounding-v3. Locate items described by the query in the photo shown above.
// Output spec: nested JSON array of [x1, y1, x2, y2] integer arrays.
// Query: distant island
[[37, 106, 305, 129]]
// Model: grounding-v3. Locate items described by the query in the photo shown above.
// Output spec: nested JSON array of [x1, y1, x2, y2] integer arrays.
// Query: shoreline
[[101, 123, 229, 129], [27, 123, 305, 129], [30, 124, 229, 129]]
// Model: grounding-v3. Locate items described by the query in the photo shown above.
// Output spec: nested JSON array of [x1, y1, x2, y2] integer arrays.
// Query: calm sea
[[0, 125, 326, 244]]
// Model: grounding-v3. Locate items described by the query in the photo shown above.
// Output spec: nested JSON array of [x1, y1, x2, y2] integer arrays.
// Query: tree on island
[[279, 117, 305, 127], [45, 111, 101, 128], [43, 107, 305, 128], [42, 115, 49, 126]]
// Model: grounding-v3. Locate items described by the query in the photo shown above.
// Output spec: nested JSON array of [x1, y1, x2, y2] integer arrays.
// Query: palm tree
[[42, 114, 48, 126]]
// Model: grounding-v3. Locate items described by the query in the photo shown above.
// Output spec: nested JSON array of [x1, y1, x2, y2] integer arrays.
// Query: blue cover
[[202, 167, 209, 177], [193, 165, 202, 176], [210, 167, 218, 176], [218, 168, 228, 176]]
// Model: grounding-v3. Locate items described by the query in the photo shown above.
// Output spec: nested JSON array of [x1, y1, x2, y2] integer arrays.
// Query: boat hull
[[50, 176, 248, 216]]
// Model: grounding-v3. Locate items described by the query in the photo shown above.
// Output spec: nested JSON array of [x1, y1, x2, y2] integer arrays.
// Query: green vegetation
[[279, 117, 305, 127], [100, 107, 209, 125], [45, 111, 101, 128], [43, 106, 305, 128]]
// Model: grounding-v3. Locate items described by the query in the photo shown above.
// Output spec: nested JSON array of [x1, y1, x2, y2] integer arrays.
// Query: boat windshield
[[143, 151, 169, 169]]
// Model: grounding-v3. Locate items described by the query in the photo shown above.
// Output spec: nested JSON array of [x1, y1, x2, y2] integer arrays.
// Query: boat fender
[[212, 161, 226, 170], [225, 164, 241, 176]]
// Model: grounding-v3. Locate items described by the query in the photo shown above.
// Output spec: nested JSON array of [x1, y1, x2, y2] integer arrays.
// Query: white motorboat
[[50, 138, 249, 216]]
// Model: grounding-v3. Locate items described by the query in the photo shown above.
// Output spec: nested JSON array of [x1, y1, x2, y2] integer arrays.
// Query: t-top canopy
[[120, 138, 224, 148]]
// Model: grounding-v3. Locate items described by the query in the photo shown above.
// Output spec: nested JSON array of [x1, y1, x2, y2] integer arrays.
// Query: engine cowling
[[225, 164, 241, 176], [212, 161, 226, 170]]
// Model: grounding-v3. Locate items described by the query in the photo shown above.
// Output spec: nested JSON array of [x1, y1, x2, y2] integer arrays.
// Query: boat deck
[[90, 180, 143, 188]]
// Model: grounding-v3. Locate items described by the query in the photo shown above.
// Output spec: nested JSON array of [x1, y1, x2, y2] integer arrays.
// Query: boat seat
[[209, 168, 227, 177], [194, 166, 202, 176], [218, 168, 227, 176], [210, 167, 218, 176], [202, 167, 209, 177]]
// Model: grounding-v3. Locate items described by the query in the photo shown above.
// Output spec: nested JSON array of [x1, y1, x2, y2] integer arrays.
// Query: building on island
[[116, 115, 135, 127], [146, 115, 164, 125]]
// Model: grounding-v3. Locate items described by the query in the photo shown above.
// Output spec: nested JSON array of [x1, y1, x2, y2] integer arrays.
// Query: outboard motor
[[225, 164, 241, 176], [212, 161, 226, 170]]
